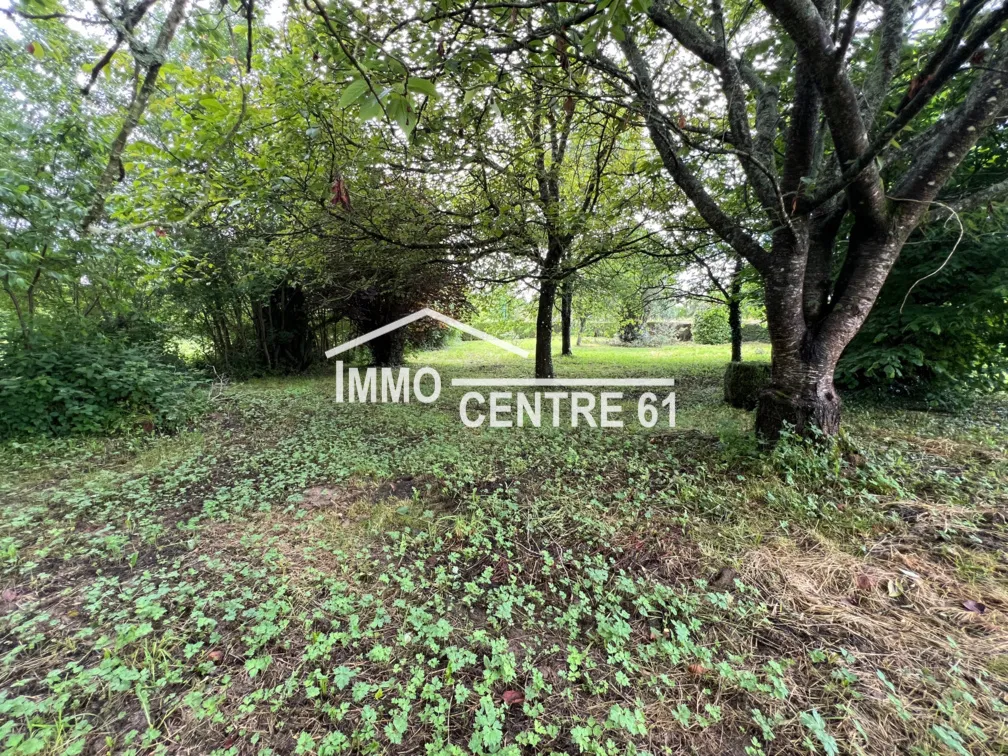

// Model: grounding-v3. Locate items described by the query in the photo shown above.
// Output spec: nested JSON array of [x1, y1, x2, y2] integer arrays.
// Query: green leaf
[[333, 665, 356, 689], [406, 78, 437, 98], [799, 709, 838, 756], [198, 98, 226, 114], [244, 655, 272, 678], [931, 725, 970, 756], [339, 78, 370, 109], [359, 95, 383, 121]]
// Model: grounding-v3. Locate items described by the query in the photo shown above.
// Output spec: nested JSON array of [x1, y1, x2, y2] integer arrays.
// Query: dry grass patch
[[741, 537, 1008, 753]]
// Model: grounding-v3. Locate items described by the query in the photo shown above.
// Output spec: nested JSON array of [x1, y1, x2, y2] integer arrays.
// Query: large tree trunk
[[615, 2, 1008, 445], [535, 276, 557, 378], [754, 226, 888, 441], [561, 276, 574, 356], [756, 226, 842, 440], [755, 363, 841, 441]]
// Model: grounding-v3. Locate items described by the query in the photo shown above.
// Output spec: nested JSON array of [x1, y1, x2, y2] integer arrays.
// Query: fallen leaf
[[491, 556, 511, 585], [502, 689, 524, 705], [962, 599, 986, 614], [207, 649, 224, 662], [687, 663, 706, 677], [854, 574, 874, 592], [1, 588, 16, 603], [220, 734, 236, 749]]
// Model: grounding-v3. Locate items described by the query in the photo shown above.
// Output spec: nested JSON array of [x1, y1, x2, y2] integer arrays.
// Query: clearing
[[1, 340, 1006, 755]]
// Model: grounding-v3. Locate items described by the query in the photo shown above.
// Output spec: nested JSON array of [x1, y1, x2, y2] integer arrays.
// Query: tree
[[603, 0, 1008, 437], [417, 0, 1008, 436], [453, 65, 647, 377], [655, 228, 755, 361], [303, 4, 660, 377], [0, 10, 174, 338]]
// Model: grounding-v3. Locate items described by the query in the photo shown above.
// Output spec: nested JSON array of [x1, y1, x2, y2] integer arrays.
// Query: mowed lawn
[[1, 339, 1006, 755]]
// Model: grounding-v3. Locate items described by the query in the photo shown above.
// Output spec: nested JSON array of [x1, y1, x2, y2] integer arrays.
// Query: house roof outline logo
[[324, 307, 530, 359]]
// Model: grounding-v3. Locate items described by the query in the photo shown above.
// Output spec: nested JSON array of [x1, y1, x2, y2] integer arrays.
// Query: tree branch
[[619, 33, 770, 273]]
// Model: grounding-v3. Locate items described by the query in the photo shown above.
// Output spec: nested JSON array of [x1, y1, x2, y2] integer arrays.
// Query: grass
[[1, 339, 1006, 755]]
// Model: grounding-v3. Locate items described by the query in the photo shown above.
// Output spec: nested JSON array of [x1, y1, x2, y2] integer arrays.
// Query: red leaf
[[2, 588, 16, 603], [962, 599, 986, 614], [687, 663, 707, 677], [502, 689, 524, 706], [207, 649, 224, 662], [854, 574, 874, 592]]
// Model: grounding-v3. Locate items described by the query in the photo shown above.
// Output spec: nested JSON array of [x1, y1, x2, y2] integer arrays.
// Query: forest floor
[[1, 340, 1006, 756]]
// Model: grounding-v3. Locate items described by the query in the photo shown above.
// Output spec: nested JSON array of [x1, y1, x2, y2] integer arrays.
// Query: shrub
[[693, 307, 732, 344], [0, 325, 205, 438], [740, 322, 770, 342], [838, 203, 1008, 397], [723, 362, 771, 410]]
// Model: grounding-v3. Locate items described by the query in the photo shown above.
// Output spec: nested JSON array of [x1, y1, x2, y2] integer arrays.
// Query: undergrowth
[[0, 342, 1005, 755]]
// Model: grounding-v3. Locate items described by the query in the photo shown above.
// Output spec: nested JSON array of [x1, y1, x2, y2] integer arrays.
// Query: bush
[[723, 361, 771, 410], [740, 322, 770, 342], [838, 203, 1008, 396], [0, 325, 205, 438], [693, 307, 732, 344]]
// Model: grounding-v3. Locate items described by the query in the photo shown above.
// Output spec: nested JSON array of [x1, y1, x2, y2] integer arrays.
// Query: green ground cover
[[1, 340, 1005, 755]]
